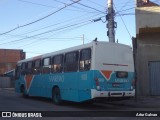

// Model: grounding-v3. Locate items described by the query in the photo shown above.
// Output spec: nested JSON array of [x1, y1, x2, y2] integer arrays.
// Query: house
[[134, 0, 160, 95]]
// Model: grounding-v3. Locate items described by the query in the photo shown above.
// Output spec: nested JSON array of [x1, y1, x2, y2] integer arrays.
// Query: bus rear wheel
[[52, 87, 62, 105]]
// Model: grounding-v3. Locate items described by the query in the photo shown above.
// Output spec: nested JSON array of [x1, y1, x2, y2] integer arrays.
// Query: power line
[[18, 0, 97, 13], [0, 17, 96, 45], [0, 0, 80, 36], [18, 0, 55, 8], [118, 0, 132, 12], [18, 22, 93, 48], [86, 0, 106, 8], [115, 7, 135, 14], [114, 4, 132, 40], [53, 0, 106, 14], [2, 13, 102, 40], [70, 0, 106, 14], [114, 1, 135, 8], [0, 14, 104, 47], [18, 36, 83, 48], [52, 0, 84, 11]]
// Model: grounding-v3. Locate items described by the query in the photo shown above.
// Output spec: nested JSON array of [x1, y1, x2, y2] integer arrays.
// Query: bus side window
[[79, 48, 91, 71], [15, 65, 21, 79], [52, 55, 63, 73], [64, 51, 79, 72], [33, 59, 41, 74], [26, 61, 33, 75], [21, 62, 26, 75], [42, 57, 51, 74]]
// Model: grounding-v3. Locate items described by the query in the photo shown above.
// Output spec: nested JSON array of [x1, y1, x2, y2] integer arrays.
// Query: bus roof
[[17, 41, 132, 64]]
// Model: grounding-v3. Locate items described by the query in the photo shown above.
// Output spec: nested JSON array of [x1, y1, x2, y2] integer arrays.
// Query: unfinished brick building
[[0, 49, 25, 75]]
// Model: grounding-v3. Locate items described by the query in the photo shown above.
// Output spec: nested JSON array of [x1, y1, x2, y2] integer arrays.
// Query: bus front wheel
[[20, 85, 28, 98], [52, 87, 62, 105]]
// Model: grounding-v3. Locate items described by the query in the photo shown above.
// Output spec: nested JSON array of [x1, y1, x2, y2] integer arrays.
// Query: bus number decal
[[49, 75, 64, 83]]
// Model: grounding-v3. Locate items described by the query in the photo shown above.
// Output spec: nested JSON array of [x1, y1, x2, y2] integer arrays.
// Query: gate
[[149, 61, 160, 95]]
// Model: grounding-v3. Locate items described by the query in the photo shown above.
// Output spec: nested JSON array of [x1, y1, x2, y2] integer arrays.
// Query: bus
[[15, 41, 135, 104]]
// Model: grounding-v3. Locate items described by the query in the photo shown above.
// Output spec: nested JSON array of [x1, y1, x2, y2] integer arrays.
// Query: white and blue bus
[[15, 41, 135, 104]]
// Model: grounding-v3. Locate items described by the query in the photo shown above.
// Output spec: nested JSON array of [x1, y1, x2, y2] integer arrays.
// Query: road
[[0, 88, 159, 119]]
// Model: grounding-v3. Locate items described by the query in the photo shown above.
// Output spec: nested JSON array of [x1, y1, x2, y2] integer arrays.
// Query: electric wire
[[18, 22, 93, 49], [18, 0, 56, 8], [114, 4, 132, 40], [19, 12, 102, 35], [52, 0, 86, 12], [118, 0, 133, 12], [70, 0, 106, 14], [0, 15, 103, 46], [18, 0, 96, 13], [1, 12, 102, 41], [85, 0, 106, 8], [0, 0, 80, 36]]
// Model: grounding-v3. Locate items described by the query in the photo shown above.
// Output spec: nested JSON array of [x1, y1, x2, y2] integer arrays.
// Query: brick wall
[[0, 49, 25, 75]]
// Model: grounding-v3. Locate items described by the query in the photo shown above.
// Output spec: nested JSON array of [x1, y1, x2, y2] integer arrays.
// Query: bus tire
[[20, 85, 28, 98], [52, 87, 62, 105], [82, 100, 94, 105]]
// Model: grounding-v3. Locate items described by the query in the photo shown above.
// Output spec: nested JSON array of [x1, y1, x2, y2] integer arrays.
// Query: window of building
[[52, 55, 63, 73], [79, 48, 91, 71], [42, 57, 51, 74], [64, 51, 79, 72]]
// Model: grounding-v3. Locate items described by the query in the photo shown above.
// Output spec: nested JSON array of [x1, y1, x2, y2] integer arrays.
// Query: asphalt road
[[0, 88, 159, 120]]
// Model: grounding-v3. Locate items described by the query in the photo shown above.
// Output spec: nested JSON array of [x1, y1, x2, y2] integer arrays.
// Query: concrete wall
[[136, 33, 160, 95], [0, 77, 14, 88], [136, 7, 160, 34], [135, 4, 160, 96]]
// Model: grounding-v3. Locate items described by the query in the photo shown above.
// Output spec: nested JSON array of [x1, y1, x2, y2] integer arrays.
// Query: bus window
[[79, 48, 91, 71], [21, 62, 26, 75], [116, 71, 128, 78], [64, 51, 79, 72], [26, 61, 33, 75], [52, 55, 63, 73], [42, 57, 51, 74], [33, 59, 41, 74]]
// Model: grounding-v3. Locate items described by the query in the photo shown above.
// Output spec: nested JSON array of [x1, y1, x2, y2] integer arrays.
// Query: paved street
[[0, 88, 160, 119]]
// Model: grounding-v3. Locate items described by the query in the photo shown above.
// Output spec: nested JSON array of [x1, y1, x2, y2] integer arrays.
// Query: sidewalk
[[110, 96, 160, 108]]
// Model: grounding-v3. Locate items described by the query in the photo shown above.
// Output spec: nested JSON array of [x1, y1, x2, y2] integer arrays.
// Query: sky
[[0, 0, 157, 58]]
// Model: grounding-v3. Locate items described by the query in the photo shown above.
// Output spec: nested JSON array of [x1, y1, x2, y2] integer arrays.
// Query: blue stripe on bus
[[15, 70, 134, 102]]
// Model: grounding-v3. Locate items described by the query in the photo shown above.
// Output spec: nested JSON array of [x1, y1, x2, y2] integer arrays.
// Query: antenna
[[107, 0, 117, 43]]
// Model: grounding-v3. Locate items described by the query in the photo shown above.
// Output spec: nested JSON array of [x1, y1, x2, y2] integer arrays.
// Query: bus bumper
[[91, 89, 135, 99]]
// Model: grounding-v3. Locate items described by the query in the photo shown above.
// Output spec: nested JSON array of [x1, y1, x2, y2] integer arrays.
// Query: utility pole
[[107, 0, 116, 43]]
